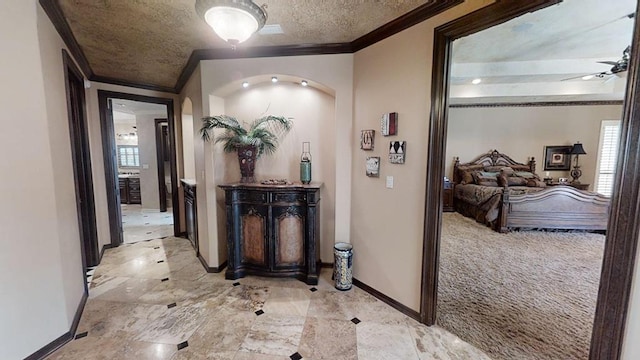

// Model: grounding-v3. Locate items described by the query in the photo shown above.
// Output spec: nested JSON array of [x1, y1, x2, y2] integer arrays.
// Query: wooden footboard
[[499, 186, 609, 232]]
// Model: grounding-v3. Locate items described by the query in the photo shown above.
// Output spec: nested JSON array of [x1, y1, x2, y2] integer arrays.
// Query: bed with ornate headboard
[[453, 149, 610, 233]]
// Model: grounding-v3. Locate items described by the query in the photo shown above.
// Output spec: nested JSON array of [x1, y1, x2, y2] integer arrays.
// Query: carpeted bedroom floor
[[438, 212, 606, 360]]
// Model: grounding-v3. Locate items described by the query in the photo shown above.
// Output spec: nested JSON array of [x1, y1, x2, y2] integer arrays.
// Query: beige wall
[[218, 82, 337, 260], [351, 0, 491, 311], [0, 2, 86, 358], [137, 113, 162, 209], [446, 105, 623, 190], [179, 65, 215, 264], [198, 54, 354, 267]]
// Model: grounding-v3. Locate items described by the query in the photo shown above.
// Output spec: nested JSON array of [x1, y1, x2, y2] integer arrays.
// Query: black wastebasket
[[334, 242, 353, 290]]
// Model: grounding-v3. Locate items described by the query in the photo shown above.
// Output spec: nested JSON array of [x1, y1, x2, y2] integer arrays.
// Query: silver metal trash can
[[334, 242, 353, 291]]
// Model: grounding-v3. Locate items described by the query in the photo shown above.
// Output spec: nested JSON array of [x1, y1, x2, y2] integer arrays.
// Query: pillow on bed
[[508, 177, 528, 186], [484, 165, 506, 173], [457, 164, 484, 184], [459, 170, 475, 185], [500, 167, 515, 176], [515, 171, 538, 179], [472, 171, 499, 186], [526, 179, 547, 188]]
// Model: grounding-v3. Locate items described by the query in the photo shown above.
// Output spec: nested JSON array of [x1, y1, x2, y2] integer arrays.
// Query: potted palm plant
[[200, 115, 292, 183]]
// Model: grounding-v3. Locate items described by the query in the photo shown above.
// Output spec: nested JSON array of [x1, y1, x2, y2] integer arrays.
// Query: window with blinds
[[594, 120, 621, 197], [118, 145, 140, 168]]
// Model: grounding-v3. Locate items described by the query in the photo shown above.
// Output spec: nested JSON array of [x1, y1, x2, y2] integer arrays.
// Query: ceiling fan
[[562, 45, 631, 81]]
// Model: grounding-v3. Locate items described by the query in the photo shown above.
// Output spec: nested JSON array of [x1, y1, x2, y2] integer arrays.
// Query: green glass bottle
[[300, 142, 312, 184]]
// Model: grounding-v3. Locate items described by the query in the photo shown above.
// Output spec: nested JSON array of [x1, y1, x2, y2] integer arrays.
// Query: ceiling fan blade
[[597, 61, 619, 66]]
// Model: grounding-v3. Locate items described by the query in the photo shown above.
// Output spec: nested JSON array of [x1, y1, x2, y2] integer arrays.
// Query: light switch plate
[[142, 164, 149, 169], [386, 176, 394, 189]]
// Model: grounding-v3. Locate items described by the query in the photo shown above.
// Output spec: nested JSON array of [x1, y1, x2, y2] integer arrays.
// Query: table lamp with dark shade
[[570, 142, 587, 184]]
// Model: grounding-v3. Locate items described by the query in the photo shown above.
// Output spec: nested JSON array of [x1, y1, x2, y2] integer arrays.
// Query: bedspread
[[454, 184, 544, 225]]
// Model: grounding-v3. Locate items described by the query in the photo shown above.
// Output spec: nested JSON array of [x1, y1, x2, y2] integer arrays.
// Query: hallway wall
[[0, 2, 85, 358]]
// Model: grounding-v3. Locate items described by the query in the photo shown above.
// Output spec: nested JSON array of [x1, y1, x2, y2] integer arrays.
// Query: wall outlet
[[386, 176, 394, 189]]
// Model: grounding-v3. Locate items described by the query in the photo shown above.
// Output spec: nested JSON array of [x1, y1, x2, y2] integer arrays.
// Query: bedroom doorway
[[421, 1, 640, 360]]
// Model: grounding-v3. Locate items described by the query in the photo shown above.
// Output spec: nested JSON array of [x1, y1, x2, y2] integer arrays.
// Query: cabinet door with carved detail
[[271, 205, 306, 269], [238, 204, 269, 268]]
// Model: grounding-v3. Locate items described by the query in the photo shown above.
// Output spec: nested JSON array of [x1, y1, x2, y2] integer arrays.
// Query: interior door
[[64, 51, 100, 267]]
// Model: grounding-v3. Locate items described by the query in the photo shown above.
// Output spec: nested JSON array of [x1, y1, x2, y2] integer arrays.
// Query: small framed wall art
[[381, 112, 398, 136], [366, 157, 380, 177], [361, 129, 375, 150], [389, 141, 406, 164], [543, 145, 572, 170]]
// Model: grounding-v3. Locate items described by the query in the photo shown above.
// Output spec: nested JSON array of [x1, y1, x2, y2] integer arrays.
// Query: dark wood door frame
[[155, 119, 169, 212], [98, 90, 179, 246], [421, 1, 640, 360], [63, 49, 99, 270]]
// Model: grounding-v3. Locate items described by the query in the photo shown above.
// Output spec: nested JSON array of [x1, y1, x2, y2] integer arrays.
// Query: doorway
[[98, 91, 179, 246], [63, 50, 99, 269], [421, 1, 640, 360], [155, 119, 170, 213]]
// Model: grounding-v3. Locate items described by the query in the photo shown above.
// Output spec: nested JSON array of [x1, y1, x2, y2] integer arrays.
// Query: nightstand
[[443, 180, 454, 212]]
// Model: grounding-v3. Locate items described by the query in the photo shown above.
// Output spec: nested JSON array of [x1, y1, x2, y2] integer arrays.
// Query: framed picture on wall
[[543, 145, 572, 170], [366, 157, 380, 177], [389, 141, 406, 164], [361, 130, 375, 150]]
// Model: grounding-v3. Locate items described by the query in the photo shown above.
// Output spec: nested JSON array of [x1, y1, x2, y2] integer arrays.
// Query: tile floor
[[121, 205, 174, 243], [47, 237, 490, 360]]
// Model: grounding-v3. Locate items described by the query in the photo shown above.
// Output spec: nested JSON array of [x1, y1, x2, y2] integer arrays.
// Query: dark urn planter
[[237, 145, 258, 183]]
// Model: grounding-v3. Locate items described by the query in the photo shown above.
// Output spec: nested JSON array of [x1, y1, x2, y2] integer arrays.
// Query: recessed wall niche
[[211, 79, 338, 260]]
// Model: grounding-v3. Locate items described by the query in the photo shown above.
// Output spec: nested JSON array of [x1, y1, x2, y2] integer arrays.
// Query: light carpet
[[438, 212, 605, 360]]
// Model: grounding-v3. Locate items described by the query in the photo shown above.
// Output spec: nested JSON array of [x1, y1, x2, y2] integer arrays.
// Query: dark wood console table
[[219, 182, 321, 285]]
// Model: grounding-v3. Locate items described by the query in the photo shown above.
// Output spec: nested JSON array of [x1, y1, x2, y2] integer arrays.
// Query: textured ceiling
[[57, 0, 429, 89], [449, 0, 635, 103]]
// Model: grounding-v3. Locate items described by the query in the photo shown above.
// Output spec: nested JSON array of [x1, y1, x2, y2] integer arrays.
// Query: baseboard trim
[[321, 262, 333, 268], [197, 253, 227, 273], [25, 290, 88, 360], [99, 243, 116, 261], [352, 278, 421, 322]]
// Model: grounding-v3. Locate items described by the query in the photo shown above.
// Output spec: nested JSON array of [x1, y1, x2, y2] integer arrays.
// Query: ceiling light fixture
[[471, 78, 482, 85], [271, 76, 278, 83], [301, 80, 308, 87], [242, 81, 249, 88], [195, 0, 267, 48]]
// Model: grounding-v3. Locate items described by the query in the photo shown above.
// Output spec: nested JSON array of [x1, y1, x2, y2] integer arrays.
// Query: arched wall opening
[[181, 97, 196, 179], [197, 54, 353, 267], [208, 75, 337, 261]]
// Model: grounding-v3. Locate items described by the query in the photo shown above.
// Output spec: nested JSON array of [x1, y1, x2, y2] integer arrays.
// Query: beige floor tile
[[49, 235, 491, 360]]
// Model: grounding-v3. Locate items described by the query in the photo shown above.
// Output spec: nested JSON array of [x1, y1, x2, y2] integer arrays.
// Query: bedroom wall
[[351, 0, 492, 311], [445, 105, 623, 190]]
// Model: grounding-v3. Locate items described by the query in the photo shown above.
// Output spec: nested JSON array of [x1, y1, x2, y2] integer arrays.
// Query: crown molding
[[450, 100, 624, 108], [39, 0, 93, 78], [40, 0, 466, 94], [351, 0, 464, 52], [90, 75, 177, 94]]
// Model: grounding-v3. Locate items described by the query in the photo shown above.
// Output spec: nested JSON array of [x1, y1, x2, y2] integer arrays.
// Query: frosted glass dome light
[[196, 0, 267, 47]]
